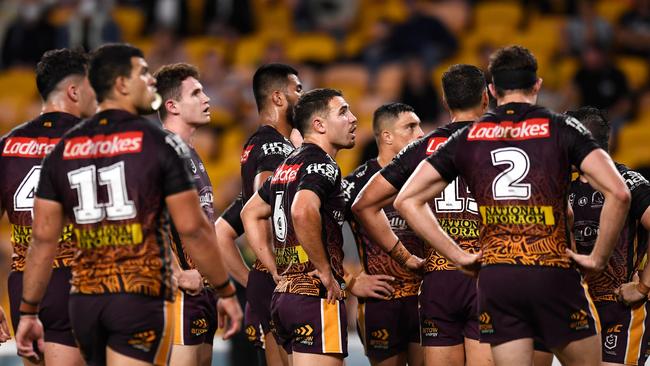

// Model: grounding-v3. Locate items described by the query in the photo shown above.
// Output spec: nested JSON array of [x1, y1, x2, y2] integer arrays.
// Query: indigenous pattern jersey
[[570, 164, 650, 302], [427, 103, 600, 268], [343, 159, 423, 298], [258, 143, 345, 298], [240, 125, 294, 272], [380, 121, 480, 273], [36, 109, 195, 300], [0, 112, 79, 271], [169, 146, 214, 270], [219, 194, 244, 236]]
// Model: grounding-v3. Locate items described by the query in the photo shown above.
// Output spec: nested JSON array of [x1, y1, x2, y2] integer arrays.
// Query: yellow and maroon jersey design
[[258, 143, 346, 298], [343, 159, 423, 298], [240, 125, 294, 272], [570, 164, 650, 302], [169, 147, 214, 271], [0, 112, 80, 271], [428, 103, 601, 268], [380, 122, 480, 273], [36, 109, 195, 300]]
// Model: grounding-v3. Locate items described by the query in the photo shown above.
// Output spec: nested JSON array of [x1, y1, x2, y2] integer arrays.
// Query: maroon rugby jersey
[[0, 112, 79, 271], [380, 121, 480, 273], [343, 159, 423, 298], [258, 143, 345, 298], [219, 194, 245, 237], [427, 103, 600, 268], [169, 146, 214, 270], [240, 125, 294, 272], [36, 109, 195, 300], [570, 164, 650, 301]]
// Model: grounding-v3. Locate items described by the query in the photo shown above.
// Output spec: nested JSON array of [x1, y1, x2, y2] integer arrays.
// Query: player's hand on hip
[[271, 270, 284, 285], [178, 269, 203, 295], [15, 316, 44, 362], [404, 255, 425, 272], [566, 249, 606, 273], [217, 296, 243, 340], [348, 272, 395, 300], [309, 268, 344, 304], [0, 306, 11, 343], [617, 282, 648, 306], [455, 251, 482, 278]]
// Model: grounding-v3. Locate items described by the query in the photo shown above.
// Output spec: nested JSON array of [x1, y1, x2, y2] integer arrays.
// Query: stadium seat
[[233, 34, 270, 67], [112, 6, 145, 43], [595, 0, 631, 24], [473, 1, 522, 31], [286, 33, 339, 64], [322, 64, 369, 107], [184, 36, 228, 70], [617, 56, 649, 91]]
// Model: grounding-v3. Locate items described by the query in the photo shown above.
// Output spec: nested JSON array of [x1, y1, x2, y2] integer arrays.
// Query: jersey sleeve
[[255, 140, 289, 175], [258, 176, 272, 204], [220, 195, 244, 236], [619, 166, 650, 220], [380, 141, 426, 189], [425, 132, 461, 183], [559, 115, 601, 168], [160, 133, 196, 197], [297, 161, 339, 203], [341, 176, 357, 220], [35, 147, 63, 202]]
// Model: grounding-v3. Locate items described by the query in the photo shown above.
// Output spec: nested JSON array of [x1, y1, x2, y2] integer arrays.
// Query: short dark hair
[[252, 63, 299, 112], [89, 43, 144, 103], [565, 106, 610, 151], [372, 102, 415, 136], [442, 64, 486, 111], [293, 88, 342, 136], [35, 48, 89, 101], [154, 63, 200, 120], [488, 45, 538, 97]]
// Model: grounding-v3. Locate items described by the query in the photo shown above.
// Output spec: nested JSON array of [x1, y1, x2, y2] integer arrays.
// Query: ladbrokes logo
[[2, 137, 60, 158], [63, 132, 143, 159], [271, 163, 302, 184], [425, 137, 448, 155], [240, 144, 254, 163], [467, 119, 550, 141]]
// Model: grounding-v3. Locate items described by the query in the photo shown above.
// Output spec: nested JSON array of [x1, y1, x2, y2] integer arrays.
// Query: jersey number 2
[[491, 147, 531, 200], [68, 161, 136, 224]]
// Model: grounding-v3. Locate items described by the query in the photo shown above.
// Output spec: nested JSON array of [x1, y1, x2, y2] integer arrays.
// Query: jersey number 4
[[14, 166, 41, 216], [68, 161, 136, 224]]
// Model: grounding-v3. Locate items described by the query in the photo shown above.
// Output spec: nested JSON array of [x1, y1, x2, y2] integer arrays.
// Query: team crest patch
[[604, 333, 617, 351], [128, 330, 157, 352]]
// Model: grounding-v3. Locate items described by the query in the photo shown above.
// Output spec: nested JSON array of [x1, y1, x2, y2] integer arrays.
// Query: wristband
[[343, 273, 357, 293], [637, 281, 650, 296], [215, 281, 237, 298], [214, 279, 232, 290], [19, 297, 39, 314], [389, 240, 411, 266], [19, 310, 38, 317]]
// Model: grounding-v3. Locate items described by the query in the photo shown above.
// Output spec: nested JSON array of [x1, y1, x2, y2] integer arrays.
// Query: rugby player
[[215, 196, 248, 287], [241, 88, 356, 366], [352, 64, 493, 366], [0, 48, 96, 366], [155, 62, 219, 366], [231, 63, 303, 366], [394, 45, 631, 366], [15, 43, 242, 366], [342, 102, 424, 366], [567, 107, 650, 366]]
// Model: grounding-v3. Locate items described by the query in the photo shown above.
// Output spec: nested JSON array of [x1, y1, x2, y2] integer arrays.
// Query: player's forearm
[[355, 205, 399, 253], [294, 208, 332, 276], [591, 191, 631, 267], [215, 219, 250, 287], [181, 220, 229, 287], [352, 176, 401, 252], [242, 218, 278, 275], [22, 239, 58, 304]]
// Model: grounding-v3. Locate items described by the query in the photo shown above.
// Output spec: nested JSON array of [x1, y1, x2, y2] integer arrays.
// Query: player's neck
[[376, 147, 394, 167], [41, 96, 80, 118], [163, 117, 196, 146], [259, 109, 292, 138], [450, 109, 482, 123], [98, 99, 138, 115], [496, 93, 537, 106]]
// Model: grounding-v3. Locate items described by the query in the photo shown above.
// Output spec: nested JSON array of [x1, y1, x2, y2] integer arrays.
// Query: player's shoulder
[[344, 159, 380, 183], [616, 162, 650, 190], [300, 144, 340, 181]]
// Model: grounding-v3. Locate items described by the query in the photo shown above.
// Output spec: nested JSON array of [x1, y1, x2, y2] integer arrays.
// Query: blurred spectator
[[58, 0, 121, 51], [562, 0, 613, 55], [293, 0, 358, 39], [357, 18, 394, 75], [143, 0, 188, 36], [568, 44, 630, 128], [146, 26, 189, 72], [616, 0, 650, 57], [204, 0, 254, 36], [1, 1, 57, 68], [398, 56, 442, 126]]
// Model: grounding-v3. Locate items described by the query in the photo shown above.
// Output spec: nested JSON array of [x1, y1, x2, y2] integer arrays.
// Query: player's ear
[[67, 82, 80, 103], [114, 75, 129, 96], [533, 78, 543, 93], [488, 83, 497, 99], [164, 98, 179, 116], [271, 90, 284, 107], [313, 117, 326, 134], [381, 129, 392, 145]]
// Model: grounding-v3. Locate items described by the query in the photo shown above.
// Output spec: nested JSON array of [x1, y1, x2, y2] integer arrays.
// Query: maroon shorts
[[244, 302, 266, 349], [419, 270, 479, 346], [69, 293, 174, 366], [270, 292, 347, 356], [357, 295, 420, 361], [598, 300, 650, 365], [477, 265, 598, 348], [172, 288, 218, 346], [8, 268, 76, 347], [245, 268, 275, 334]]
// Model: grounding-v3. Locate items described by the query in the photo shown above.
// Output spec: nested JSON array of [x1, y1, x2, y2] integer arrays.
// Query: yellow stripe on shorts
[[154, 300, 175, 366], [321, 299, 342, 354], [625, 304, 647, 365]]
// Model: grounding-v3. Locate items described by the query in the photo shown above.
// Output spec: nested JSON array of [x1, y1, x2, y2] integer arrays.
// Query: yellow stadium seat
[[286, 33, 339, 63], [0, 68, 37, 99], [131, 38, 154, 58], [321, 64, 369, 106], [616, 56, 648, 91], [251, 0, 292, 38], [595, 0, 631, 24], [474, 1, 522, 31], [233, 34, 269, 67], [112, 6, 145, 43], [184, 36, 228, 70]]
